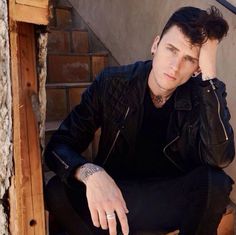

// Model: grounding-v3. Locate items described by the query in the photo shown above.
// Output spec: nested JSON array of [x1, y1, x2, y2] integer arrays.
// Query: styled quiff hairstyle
[[160, 6, 229, 45]]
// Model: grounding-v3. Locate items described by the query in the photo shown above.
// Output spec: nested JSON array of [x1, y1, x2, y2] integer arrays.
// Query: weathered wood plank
[[19, 23, 46, 235], [16, 0, 48, 8], [9, 0, 49, 25], [9, 22, 46, 235], [9, 19, 26, 235]]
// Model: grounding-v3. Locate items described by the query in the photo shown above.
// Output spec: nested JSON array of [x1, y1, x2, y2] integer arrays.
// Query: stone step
[[49, 6, 73, 29], [47, 30, 70, 53], [48, 51, 108, 56], [47, 54, 90, 83], [45, 120, 62, 132], [46, 82, 91, 89], [47, 53, 108, 83], [46, 84, 88, 121], [47, 29, 89, 54], [46, 88, 67, 121], [92, 54, 108, 79], [71, 30, 89, 53]]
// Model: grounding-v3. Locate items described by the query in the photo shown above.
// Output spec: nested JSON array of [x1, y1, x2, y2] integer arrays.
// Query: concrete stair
[[46, 0, 109, 134], [45, 0, 112, 162]]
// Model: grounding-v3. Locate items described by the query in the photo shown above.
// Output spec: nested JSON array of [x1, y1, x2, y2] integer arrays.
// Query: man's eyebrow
[[167, 43, 199, 61], [167, 43, 179, 51]]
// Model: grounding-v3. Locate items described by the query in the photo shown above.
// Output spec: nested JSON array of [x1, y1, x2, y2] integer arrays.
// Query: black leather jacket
[[45, 61, 235, 183]]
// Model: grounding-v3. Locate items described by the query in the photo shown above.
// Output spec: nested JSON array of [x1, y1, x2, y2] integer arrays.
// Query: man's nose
[[170, 57, 182, 72]]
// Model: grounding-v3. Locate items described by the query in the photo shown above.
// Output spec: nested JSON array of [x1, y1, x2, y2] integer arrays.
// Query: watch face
[[216, 0, 236, 14]]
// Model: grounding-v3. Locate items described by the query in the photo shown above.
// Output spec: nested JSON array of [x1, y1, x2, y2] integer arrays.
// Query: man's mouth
[[164, 73, 176, 80]]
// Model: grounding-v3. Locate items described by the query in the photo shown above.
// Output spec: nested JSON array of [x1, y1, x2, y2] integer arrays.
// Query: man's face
[[150, 25, 200, 92]]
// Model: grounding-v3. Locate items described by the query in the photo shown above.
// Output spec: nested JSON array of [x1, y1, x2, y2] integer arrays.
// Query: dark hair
[[160, 6, 229, 45]]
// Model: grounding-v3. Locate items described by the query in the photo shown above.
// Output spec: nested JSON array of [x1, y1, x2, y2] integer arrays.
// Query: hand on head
[[198, 39, 219, 80]]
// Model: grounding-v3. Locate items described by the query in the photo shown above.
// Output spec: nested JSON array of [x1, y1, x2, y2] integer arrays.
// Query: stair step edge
[[54, 5, 73, 11], [46, 82, 91, 88], [47, 27, 88, 33], [45, 120, 63, 132], [47, 52, 109, 56]]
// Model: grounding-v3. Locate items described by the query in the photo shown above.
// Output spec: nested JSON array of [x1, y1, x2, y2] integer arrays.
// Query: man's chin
[[159, 81, 178, 91]]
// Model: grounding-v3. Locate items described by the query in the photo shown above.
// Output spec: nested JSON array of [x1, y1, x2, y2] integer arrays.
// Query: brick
[[68, 87, 87, 110], [46, 88, 67, 121], [71, 31, 89, 53], [92, 55, 108, 79], [47, 55, 90, 83], [56, 8, 72, 28], [47, 30, 70, 53]]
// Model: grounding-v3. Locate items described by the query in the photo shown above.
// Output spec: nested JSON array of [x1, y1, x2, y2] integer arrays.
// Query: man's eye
[[185, 57, 195, 64], [189, 59, 195, 64], [167, 47, 177, 54]]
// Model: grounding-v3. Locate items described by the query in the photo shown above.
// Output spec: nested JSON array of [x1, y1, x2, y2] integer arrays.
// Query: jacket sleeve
[[199, 78, 235, 168], [44, 72, 104, 184]]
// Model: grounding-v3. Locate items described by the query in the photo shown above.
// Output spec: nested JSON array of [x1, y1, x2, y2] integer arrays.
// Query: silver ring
[[106, 212, 115, 220]]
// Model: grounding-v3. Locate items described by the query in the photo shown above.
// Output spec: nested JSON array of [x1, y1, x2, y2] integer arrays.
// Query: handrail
[[216, 0, 236, 14]]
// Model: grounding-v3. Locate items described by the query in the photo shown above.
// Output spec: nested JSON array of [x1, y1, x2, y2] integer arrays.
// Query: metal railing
[[216, 0, 236, 14]]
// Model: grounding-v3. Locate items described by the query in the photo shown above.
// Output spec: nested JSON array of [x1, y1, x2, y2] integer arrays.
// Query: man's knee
[[208, 167, 234, 200], [192, 166, 234, 211], [186, 166, 233, 201], [190, 166, 233, 190]]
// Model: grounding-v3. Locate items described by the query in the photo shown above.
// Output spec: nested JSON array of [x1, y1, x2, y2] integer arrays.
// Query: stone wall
[[38, 31, 48, 153], [0, 0, 12, 234]]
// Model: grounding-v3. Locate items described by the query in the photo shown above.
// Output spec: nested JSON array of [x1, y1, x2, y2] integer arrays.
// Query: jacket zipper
[[52, 150, 69, 169], [163, 135, 184, 171], [102, 107, 130, 165], [209, 80, 228, 141]]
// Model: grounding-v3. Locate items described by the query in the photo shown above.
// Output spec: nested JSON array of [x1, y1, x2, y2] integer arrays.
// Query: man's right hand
[[75, 164, 129, 235]]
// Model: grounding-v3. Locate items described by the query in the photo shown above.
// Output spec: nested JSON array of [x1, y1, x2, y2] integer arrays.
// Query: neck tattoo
[[149, 88, 171, 108]]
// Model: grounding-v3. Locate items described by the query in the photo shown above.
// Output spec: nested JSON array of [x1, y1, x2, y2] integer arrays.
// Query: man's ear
[[192, 67, 201, 77], [151, 35, 160, 55]]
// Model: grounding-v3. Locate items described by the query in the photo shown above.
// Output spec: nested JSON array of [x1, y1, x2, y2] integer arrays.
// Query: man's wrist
[[201, 68, 216, 81], [75, 163, 104, 184], [201, 73, 216, 81]]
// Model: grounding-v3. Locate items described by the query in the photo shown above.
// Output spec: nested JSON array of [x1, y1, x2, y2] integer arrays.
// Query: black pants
[[45, 166, 234, 235]]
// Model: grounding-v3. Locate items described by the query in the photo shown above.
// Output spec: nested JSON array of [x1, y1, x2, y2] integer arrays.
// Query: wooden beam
[[9, 19, 22, 235], [9, 21, 46, 235], [9, 0, 49, 25], [16, 0, 48, 9]]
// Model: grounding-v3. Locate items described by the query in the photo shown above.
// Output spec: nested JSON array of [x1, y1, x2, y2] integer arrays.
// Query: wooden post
[[8, 1, 49, 234], [9, 21, 46, 235]]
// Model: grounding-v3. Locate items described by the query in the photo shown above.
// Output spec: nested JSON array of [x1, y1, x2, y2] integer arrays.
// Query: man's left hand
[[199, 39, 219, 80]]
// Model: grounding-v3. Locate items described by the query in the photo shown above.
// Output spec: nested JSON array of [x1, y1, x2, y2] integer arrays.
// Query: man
[[45, 6, 235, 235]]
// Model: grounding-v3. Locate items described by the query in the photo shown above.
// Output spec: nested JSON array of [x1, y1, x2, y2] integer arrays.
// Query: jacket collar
[[174, 81, 192, 110], [127, 60, 193, 111]]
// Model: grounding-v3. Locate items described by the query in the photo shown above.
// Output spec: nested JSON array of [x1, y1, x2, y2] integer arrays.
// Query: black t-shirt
[[128, 87, 182, 179]]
